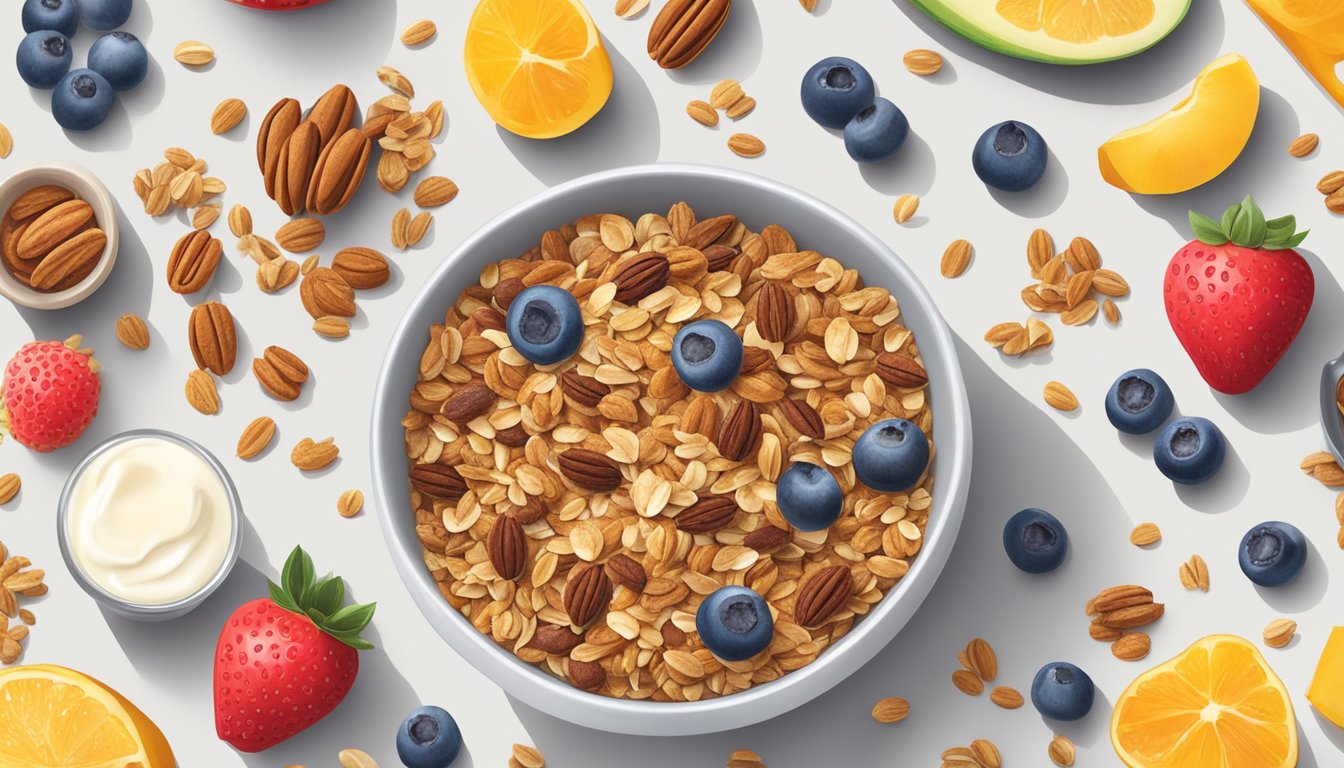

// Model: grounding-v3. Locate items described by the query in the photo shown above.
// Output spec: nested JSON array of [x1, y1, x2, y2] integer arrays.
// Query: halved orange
[[464, 0, 613, 139], [0, 664, 176, 767], [997, 0, 1157, 43], [1111, 635, 1297, 768]]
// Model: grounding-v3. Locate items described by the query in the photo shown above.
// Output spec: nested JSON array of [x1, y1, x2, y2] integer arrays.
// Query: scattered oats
[[902, 49, 943, 76], [892, 194, 919, 224], [1129, 522, 1161, 547], [115, 314, 150, 350], [1049, 734, 1076, 767], [1178, 554, 1209, 592], [728, 133, 765, 158], [1043, 381, 1078, 412], [173, 40, 214, 67], [1264, 618, 1297, 649], [337, 489, 364, 518], [511, 744, 545, 768]]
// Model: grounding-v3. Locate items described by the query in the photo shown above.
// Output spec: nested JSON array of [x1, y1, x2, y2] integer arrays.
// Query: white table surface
[[3, 0, 1343, 765]]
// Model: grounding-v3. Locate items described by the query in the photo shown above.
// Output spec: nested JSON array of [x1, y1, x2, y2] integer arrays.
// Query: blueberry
[[671, 319, 743, 393], [88, 31, 146, 92], [1153, 417, 1224, 484], [16, 31, 72, 89], [1104, 368, 1174, 435], [972, 120, 1048, 192], [51, 68, 114, 132], [696, 585, 774, 662], [79, 0, 132, 31], [395, 705, 462, 768], [800, 56, 876, 130], [1003, 508, 1068, 574], [1238, 521, 1306, 588], [853, 418, 928, 492], [842, 98, 909, 164], [776, 462, 843, 532], [1031, 662, 1095, 721], [22, 0, 79, 37], [505, 285, 583, 365]]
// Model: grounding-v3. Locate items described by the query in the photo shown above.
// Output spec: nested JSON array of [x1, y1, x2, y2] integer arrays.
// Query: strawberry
[[1164, 196, 1313, 395], [225, 0, 332, 9], [214, 546, 375, 752], [1, 336, 101, 452]]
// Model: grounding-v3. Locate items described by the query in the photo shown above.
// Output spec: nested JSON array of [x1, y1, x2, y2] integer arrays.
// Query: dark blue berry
[[395, 705, 462, 768], [1104, 368, 1174, 435], [16, 31, 72, 89], [1003, 508, 1068, 574], [776, 462, 843, 532], [972, 120, 1048, 192], [1031, 662, 1094, 721], [800, 57, 875, 130], [1238, 521, 1306, 588], [505, 285, 583, 365], [853, 418, 928, 492], [88, 31, 147, 92], [22, 0, 79, 37], [51, 68, 114, 132], [79, 0, 132, 31], [843, 98, 909, 163], [671, 319, 743, 393], [696, 585, 773, 662], [1153, 417, 1224, 484]]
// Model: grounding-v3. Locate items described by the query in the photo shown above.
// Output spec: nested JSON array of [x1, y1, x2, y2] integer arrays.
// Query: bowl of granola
[[371, 163, 971, 735]]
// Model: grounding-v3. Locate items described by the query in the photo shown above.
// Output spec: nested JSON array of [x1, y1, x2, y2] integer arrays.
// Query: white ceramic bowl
[[371, 164, 972, 736], [0, 162, 119, 310]]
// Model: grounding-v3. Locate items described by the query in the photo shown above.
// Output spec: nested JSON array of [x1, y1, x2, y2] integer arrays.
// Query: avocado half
[[906, 0, 1192, 65]]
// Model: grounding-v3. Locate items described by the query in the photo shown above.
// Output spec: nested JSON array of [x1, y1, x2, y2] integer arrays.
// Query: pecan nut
[[487, 514, 527, 581], [15, 199, 94, 261], [647, 0, 732, 69], [305, 84, 357, 150], [28, 228, 105, 292], [440, 382, 497, 424], [188, 301, 237, 375], [717, 400, 762, 462], [307, 128, 371, 216], [612, 252, 670, 304], [409, 462, 467, 501], [743, 525, 791, 552], [560, 371, 610, 409], [795, 565, 853, 627], [331, 247, 390, 290], [755, 282, 795, 343], [299, 267, 356, 319], [563, 563, 613, 628], [604, 553, 647, 592], [252, 345, 309, 401], [273, 121, 321, 216], [682, 213, 736, 250], [777, 398, 824, 440], [876, 352, 928, 388], [558, 449, 622, 491], [528, 623, 583, 654], [257, 97, 301, 185], [167, 229, 222, 294], [676, 494, 738, 534]]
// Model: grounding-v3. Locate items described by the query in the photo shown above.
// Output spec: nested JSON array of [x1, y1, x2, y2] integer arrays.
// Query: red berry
[[2, 340, 101, 452]]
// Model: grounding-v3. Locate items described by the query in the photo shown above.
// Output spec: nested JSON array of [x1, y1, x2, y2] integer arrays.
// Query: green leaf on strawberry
[[267, 545, 376, 650], [1189, 195, 1309, 251]]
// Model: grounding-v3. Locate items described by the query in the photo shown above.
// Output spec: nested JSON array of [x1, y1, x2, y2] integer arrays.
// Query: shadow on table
[[507, 336, 1137, 765]]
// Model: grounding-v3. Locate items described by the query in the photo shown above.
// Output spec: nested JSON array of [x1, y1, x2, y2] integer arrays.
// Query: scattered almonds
[[892, 194, 920, 225], [185, 369, 220, 415], [236, 416, 276, 460], [511, 744, 545, 768], [871, 696, 910, 723], [115, 314, 150, 350], [0, 539, 45, 664], [0, 475, 19, 506], [414, 177, 459, 208], [687, 100, 718, 127], [400, 19, 437, 46], [1289, 133, 1319, 158], [210, 98, 247, 135], [1129, 522, 1161, 547], [1303, 451, 1344, 487], [902, 49, 943, 76], [1179, 554, 1210, 592], [1112, 631, 1152, 661], [1087, 584, 1164, 658], [173, 40, 214, 67], [1049, 734, 1076, 766], [989, 685, 1024, 709], [940, 239, 973, 278], [1264, 618, 1297, 649], [727, 750, 765, 768], [1043, 381, 1078, 412], [985, 317, 1052, 357], [943, 739, 1001, 768], [728, 133, 765, 158], [953, 668, 985, 696], [337, 489, 364, 518]]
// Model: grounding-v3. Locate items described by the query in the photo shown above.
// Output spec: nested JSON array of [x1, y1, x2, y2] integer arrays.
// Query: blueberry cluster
[[800, 57, 909, 164], [1103, 368, 1226, 485], [17, 0, 146, 132]]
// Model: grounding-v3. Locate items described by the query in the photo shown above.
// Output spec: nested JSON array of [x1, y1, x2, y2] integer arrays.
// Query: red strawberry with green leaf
[[1, 336, 101, 452], [214, 545, 375, 752], [1164, 196, 1313, 395]]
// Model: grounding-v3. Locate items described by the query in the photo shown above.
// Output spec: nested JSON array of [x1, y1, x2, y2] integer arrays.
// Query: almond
[[0, 474, 20, 506], [871, 696, 910, 723], [966, 637, 997, 681], [1289, 133, 1319, 158], [902, 48, 943, 76], [253, 346, 309, 401], [192, 204, 221, 230], [528, 623, 583, 654], [1112, 632, 1152, 661], [406, 211, 433, 247], [728, 133, 765, 158], [307, 128, 371, 216], [167, 229, 222, 294], [16, 199, 93, 261], [1049, 735, 1076, 767], [291, 437, 339, 471], [940, 239, 973, 278], [647, 0, 732, 69], [1129, 522, 1162, 547], [563, 563, 612, 627], [743, 525, 791, 551], [300, 267, 356, 318], [604, 553, 647, 591], [185, 369, 220, 415], [401, 19, 437, 46], [210, 98, 247, 135], [173, 40, 214, 67], [794, 565, 853, 627], [413, 176, 459, 208], [276, 218, 325, 253], [332, 247, 390, 289], [1264, 618, 1296, 649], [755, 282, 795, 342], [28, 227, 105, 291], [990, 686, 1024, 709], [567, 659, 605, 691], [487, 514, 527, 580], [236, 416, 276, 459], [313, 316, 351, 339], [115, 314, 150, 350], [227, 204, 252, 238], [9, 185, 74, 220], [188, 301, 238, 375], [892, 194, 920, 224], [0, 124, 10, 159], [440, 383, 497, 423], [1043, 380, 1078, 411], [686, 100, 718, 127], [709, 79, 744, 110], [1317, 170, 1344, 196]]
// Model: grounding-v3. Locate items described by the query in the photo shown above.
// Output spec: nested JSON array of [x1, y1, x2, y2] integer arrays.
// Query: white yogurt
[[66, 436, 232, 605]]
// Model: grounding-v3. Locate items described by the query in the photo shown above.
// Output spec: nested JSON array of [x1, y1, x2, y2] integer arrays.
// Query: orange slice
[[1111, 635, 1297, 768], [997, 0, 1156, 42], [0, 664, 176, 767], [464, 0, 613, 139]]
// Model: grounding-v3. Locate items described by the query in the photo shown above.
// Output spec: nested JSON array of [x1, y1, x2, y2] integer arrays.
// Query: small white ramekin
[[0, 162, 119, 310], [57, 429, 243, 622]]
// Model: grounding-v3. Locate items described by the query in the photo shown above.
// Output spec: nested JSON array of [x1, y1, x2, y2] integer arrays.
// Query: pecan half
[[604, 553, 647, 592], [743, 525, 791, 552], [558, 449, 622, 492], [529, 623, 583, 654], [778, 398, 824, 440], [563, 563, 613, 628], [440, 383, 497, 424], [676, 494, 738, 534], [561, 371, 610, 409], [795, 565, 853, 627], [755, 282, 795, 343], [717, 400, 762, 462], [252, 346, 309, 401], [409, 463, 467, 501], [188, 301, 237, 376], [647, 0, 732, 69], [612, 252, 670, 304], [876, 352, 928, 388], [487, 514, 527, 581], [167, 229, 222, 294]]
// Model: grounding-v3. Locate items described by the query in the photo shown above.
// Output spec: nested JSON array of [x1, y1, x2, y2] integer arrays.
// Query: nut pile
[[686, 79, 765, 158], [941, 739, 1002, 768], [1318, 169, 1344, 214], [257, 84, 371, 217], [403, 202, 936, 700], [0, 539, 45, 665], [1, 185, 107, 293], [132, 146, 226, 219], [1086, 584, 1163, 662]]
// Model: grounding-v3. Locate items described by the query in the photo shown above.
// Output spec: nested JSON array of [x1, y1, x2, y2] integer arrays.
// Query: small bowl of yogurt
[[57, 429, 242, 621]]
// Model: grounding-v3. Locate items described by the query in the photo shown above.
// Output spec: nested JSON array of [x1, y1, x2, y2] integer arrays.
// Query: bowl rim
[[55, 428, 243, 620], [371, 162, 972, 735], [0, 161, 119, 311]]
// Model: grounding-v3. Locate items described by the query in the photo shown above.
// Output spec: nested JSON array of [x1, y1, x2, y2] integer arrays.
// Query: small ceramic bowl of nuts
[[0, 162, 119, 310]]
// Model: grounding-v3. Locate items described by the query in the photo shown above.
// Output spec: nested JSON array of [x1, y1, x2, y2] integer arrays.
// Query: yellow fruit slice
[[0, 664, 175, 768], [997, 0, 1156, 43], [1098, 53, 1259, 195], [1112, 635, 1297, 768], [1308, 626, 1344, 728], [464, 0, 613, 139]]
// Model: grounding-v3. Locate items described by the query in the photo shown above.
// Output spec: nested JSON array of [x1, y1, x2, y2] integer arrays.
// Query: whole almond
[[871, 696, 910, 723], [338, 749, 377, 768], [966, 637, 997, 681], [1112, 632, 1152, 661], [227, 204, 253, 238], [892, 194, 920, 224], [406, 211, 434, 247], [173, 40, 214, 67], [236, 416, 276, 459], [1092, 268, 1129, 297], [1043, 381, 1078, 411], [1289, 133, 1319, 158], [902, 48, 944, 75], [794, 565, 852, 627], [441, 383, 497, 423], [188, 301, 238, 375], [1049, 735, 1076, 767], [990, 686, 1024, 709], [0, 124, 10, 159], [1027, 228, 1053, 276], [726, 96, 756, 120], [940, 239, 973, 278], [1317, 170, 1344, 196], [1327, 190, 1344, 214], [185, 369, 220, 415], [567, 659, 605, 691], [391, 207, 411, 250], [192, 204, 221, 230], [511, 745, 545, 768], [728, 133, 765, 158], [604, 553, 647, 591], [686, 100, 718, 127], [300, 267, 356, 318], [401, 19, 437, 46], [1129, 522, 1162, 547], [253, 346, 309, 401], [952, 668, 984, 696], [332, 247, 390, 289], [167, 229, 222, 294], [211, 98, 247, 135], [413, 177, 459, 208], [276, 218, 325, 253], [291, 437, 339, 471], [1264, 618, 1297, 649], [115, 314, 150, 350], [0, 474, 20, 506], [313, 316, 351, 339], [647, 0, 732, 69]]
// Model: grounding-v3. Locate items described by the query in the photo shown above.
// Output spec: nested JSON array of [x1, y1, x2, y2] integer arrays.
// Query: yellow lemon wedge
[[0, 664, 176, 768], [1111, 635, 1297, 768], [1098, 53, 1259, 194], [464, 0, 613, 139], [1307, 626, 1344, 728]]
